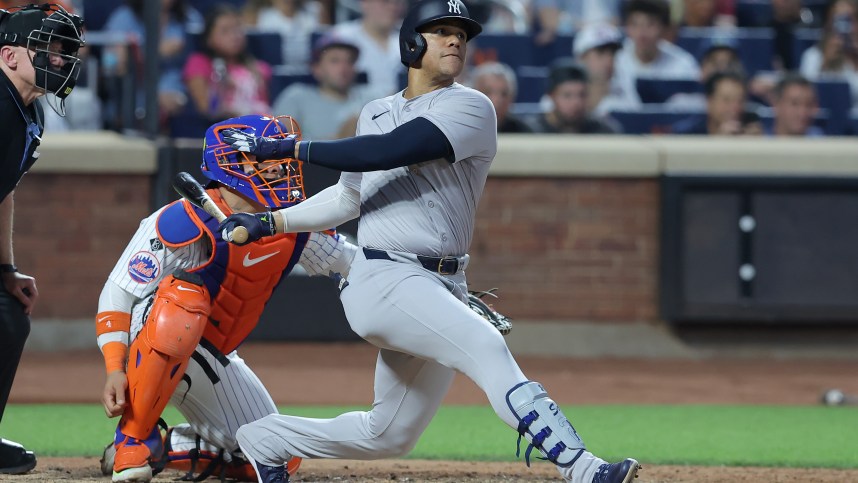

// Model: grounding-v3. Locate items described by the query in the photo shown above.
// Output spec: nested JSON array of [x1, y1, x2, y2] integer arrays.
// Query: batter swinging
[[218, 1, 641, 482]]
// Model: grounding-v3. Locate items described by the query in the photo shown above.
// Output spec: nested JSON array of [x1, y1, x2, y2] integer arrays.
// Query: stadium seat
[[677, 27, 774, 76], [735, 0, 772, 27], [81, 0, 121, 31], [471, 33, 573, 69], [636, 78, 702, 104], [608, 108, 705, 135], [187, 0, 245, 17], [246, 31, 284, 67], [515, 66, 548, 103], [814, 79, 852, 135]]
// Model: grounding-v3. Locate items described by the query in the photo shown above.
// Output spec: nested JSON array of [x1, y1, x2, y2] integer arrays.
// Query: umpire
[[0, 3, 83, 474]]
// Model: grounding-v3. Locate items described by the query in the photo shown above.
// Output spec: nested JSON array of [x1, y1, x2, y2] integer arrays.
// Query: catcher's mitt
[[468, 288, 512, 336]]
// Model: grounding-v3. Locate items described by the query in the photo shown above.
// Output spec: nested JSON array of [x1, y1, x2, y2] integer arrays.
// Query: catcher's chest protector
[[157, 190, 308, 354]]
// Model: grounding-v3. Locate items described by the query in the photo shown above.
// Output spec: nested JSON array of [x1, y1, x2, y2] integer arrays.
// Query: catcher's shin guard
[[115, 270, 210, 473], [506, 381, 586, 467]]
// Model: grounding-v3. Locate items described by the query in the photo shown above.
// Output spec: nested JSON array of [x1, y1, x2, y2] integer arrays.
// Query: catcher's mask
[[202, 115, 305, 209], [0, 4, 85, 113]]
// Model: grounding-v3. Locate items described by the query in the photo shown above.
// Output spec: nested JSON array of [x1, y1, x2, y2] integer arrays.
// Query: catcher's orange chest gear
[[156, 188, 307, 354]]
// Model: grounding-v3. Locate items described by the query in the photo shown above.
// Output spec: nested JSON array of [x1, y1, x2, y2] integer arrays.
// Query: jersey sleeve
[[420, 88, 498, 163], [106, 207, 204, 299]]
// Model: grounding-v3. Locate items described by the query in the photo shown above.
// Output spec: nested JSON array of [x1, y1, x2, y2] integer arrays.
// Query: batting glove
[[218, 212, 277, 246], [221, 128, 298, 161]]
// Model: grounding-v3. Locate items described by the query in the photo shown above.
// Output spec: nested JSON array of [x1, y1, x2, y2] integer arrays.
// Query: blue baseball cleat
[[592, 458, 641, 483], [239, 443, 287, 483]]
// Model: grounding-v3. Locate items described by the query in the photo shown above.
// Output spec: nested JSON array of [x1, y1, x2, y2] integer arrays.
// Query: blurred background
[[15, 0, 858, 358]]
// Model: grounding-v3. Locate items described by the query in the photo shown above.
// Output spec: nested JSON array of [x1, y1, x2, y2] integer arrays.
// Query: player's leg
[[236, 348, 454, 467], [112, 271, 210, 482], [166, 347, 301, 480], [341, 255, 636, 483], [0, 286, 36, 474]]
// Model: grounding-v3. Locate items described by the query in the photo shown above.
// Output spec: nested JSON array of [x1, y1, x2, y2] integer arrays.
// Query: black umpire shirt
[[0, 67, 44, 203]]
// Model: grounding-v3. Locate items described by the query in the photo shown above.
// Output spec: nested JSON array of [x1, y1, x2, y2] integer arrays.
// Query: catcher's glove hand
[[468, 288, 512, 336]]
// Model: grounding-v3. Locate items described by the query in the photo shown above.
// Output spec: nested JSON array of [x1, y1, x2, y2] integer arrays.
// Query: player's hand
[[221, 128, 298, 161], [103, 370, 128, 418], [218, 211, 277, 245], [1, 271, 38, 315]]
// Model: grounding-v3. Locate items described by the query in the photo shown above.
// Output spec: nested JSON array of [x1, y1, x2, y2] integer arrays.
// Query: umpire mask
[[0, 4, 85, 113]]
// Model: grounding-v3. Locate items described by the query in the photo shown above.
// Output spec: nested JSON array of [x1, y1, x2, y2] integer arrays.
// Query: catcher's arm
[[468, 288, 512, 336]]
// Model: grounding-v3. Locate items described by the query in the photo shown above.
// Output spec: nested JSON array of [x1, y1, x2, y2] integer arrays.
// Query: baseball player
[[96, 115, 356, 483], [217, 2, 641, 483]]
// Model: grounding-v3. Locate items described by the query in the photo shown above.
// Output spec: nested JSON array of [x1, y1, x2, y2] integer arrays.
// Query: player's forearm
[[0, 192, 14, 265], [275, 182, 360, 234], [294, 117, 453, 172], [95, 280, 138, 373]]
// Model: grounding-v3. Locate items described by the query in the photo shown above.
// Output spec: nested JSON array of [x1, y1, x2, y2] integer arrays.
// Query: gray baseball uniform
[[236, 83, 610, 482]]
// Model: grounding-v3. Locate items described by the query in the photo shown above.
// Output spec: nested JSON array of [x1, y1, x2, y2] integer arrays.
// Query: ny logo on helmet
[[447, 0, 461, 14]]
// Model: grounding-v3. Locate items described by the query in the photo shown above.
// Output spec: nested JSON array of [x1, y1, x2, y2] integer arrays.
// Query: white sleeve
[[277, 181, 361, 233], [298, 231, 358, 278], [107, 207, 206, 298], [95, 280, 139, 350], [420, 88, 497, 162]]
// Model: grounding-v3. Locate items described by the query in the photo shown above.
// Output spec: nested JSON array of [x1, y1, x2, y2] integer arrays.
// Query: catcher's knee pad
[[506, 381, 585, 467], [122, 270, 210, 441]]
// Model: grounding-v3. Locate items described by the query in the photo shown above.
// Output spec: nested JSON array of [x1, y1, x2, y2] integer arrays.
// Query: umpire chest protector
[[156, 189, 308, 354], [0, 68, 43, 202]]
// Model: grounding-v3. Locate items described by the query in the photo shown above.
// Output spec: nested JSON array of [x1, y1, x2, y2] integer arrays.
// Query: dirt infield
[[8, 341, 858, 482]]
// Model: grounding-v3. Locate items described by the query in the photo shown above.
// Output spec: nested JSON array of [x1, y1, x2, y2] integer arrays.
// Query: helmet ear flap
[[403, 32, 426, 67]]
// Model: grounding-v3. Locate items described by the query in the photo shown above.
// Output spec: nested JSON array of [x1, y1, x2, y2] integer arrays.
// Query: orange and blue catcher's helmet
[[202, 115, 305, 209]]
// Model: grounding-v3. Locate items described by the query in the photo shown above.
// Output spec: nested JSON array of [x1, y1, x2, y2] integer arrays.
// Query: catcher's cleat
[[592, 458, 641, 483], [100, 441, 115, 476], [112, 424, 165, 482], [0, 439, 36, 475]]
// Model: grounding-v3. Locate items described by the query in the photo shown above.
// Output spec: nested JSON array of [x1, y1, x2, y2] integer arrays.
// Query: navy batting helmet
[[399, 0, 482, 67]]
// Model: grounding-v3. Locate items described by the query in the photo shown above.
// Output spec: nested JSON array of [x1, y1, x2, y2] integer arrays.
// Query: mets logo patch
[[128, 251, 160, 284]]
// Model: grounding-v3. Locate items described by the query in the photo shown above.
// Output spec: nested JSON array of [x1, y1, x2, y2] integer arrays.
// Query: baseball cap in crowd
[[311, 33, 360, 64], [573, 23, 623, 58], [696, 35, 740, 61]]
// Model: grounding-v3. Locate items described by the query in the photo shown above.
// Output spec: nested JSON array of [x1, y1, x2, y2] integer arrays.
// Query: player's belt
[[362, 247, 468, 275]]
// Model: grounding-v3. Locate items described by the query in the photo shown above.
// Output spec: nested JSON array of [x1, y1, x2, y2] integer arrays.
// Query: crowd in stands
[[49, 0, 858, 137]]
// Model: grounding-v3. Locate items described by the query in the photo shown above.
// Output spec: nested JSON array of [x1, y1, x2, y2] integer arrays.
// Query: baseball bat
[[172, 172, 248, 244]]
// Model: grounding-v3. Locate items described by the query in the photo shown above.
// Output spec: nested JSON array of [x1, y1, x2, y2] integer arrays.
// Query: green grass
[[1, 404, 856, 468]]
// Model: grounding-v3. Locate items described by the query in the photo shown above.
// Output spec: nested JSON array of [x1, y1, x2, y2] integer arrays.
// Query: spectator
[[255, 0, 328, 72], [470, 61, 532, 133], [676, 0, 736, 27], [183, 5, 272, 122], [770, 0, 814, 70], [769, 73, 823, 136], [272, 34, 381, 139], [332, 0, 405, 95], [103, 0, 203, 118], [525, 59, 622, 133], [573, 22, 640, 115], [667, 36, 744, 108], [533, 0, 621, 45], [800, 0, 858, 104], [614, 0, 700, 98], [672, 71, 749, 134]]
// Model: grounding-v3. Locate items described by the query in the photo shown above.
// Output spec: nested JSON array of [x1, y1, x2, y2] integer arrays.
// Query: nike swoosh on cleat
[[372, 110, 390, 120], [176, 285, 198, 292], [243, 251, 280, 267]]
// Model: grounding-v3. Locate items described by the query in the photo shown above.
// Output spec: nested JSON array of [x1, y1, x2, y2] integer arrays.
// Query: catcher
[[96, 115, 354, 482]]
